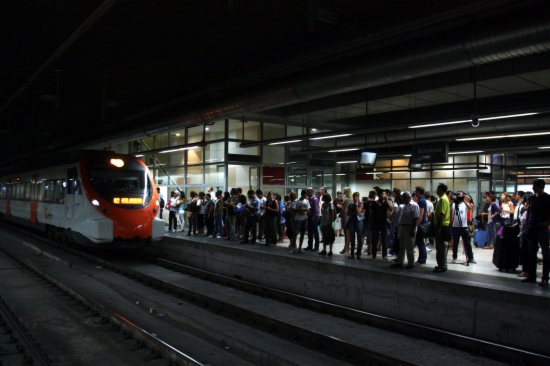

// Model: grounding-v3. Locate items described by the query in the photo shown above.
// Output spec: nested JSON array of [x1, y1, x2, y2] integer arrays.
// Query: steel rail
[[0, 226, 418, 366], [134, 252, 550, 366], [0, 246, 204, 366], [4, 223, 549, 365], [0, 296, 52, 366]]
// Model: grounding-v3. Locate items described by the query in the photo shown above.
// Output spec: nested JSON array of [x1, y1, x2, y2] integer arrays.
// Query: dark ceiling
[[1, 0, 548, 172]]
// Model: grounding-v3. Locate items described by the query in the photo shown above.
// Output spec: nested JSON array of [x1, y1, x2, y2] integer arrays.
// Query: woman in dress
[[499, 192, 515, 226]]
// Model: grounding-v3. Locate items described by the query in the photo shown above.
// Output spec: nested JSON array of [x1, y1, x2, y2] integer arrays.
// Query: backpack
[[159, 197, 165, 208]]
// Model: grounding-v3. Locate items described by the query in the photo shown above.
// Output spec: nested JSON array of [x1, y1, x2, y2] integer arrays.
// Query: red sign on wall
[[262, 166, 285, 185]]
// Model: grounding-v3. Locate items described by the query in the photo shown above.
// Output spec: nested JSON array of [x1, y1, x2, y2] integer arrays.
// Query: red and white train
[[0, 151, 165, 248]]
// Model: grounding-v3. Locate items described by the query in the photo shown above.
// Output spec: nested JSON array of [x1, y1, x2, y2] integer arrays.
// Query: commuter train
[[0, 151, 165, 248]]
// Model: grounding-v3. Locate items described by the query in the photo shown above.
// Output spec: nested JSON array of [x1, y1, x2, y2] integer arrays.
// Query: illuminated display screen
[[113, 197, 143, 204]]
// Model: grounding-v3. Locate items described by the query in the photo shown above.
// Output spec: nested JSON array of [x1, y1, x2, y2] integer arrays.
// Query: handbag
[[334, 216, 341, 231], [418, 221, 431, 234]]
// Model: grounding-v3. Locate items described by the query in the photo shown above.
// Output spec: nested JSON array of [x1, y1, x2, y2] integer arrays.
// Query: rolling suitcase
[[492, 225, 520, 272], [473, 229, 487, 248]]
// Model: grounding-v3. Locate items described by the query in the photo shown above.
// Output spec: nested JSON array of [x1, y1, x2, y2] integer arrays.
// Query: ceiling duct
[[307, 113, 550, 150]]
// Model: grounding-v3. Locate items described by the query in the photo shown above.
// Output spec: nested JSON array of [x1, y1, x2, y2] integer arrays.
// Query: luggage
[[473, 229, 487, 248], [492, 225, 520, 272]]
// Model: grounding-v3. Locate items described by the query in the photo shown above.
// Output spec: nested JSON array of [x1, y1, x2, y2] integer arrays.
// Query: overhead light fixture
[[449, 151, 484, 155], [310, 134, 352, 140], [409, 113, 539, 129], [526, 166, 550, 169], [159, 146, 199, 153], [538, 146, 550, 149], [312, 128, 317, 131], [457, 131, 550, 141], [205, 127, 209, 131], [269, 140, 302, 145], [328, 148, 360, 153], [403, 154, 411, 157], [518, 174, 550, 177], [336, 160, 357, 164], [336, 173, 346, 176], [175, 133, 180, 136]]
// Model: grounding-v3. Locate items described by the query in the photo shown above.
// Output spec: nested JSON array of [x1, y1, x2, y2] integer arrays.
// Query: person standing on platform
[[484, 195, 499, 249], [522, 179, 550, 286], [370, 187, 392, 260], [210, 191, 224, 238], [176, 191, 187, 233], [306, 187, 320, 251], [289, 189, 310, 254], [168, 191, 178, 233], [414, 186, 428, 265], [256, 190, 266, 242], [433, 183, 451, 273], [157, 187, 164, 219], [319, 193, 335, 256], [186, 191, 198, 236], [451, 191, 476, 264], [277, 193, 286, 243], [224, 188, 239, 241], [286, 192, 297, 249], [204, 193, 215, 236], [391, 191, 419, 269], [347, 192, 364, 259], [334, 191, 344, 237], [241, 190, 261, 244], [264, 191, 279, 247], [237, 188, 247, 239]]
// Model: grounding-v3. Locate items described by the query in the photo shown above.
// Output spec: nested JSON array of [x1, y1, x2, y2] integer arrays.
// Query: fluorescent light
[[269, 140, 302, 145], [135, 154, 144, 157], [480, 113, 537, 121], [312, 128, 317, 131], [336, 173, 346, 176], [538, 146, 550, 149], [403, 154, 411, 157], [410, 113, 539, 129], [328, 148, 360, 153], [409, 120, 470, 128], [518, 174, 550, 177], [279, 161, 297, 164], [449, 151, 483, 155], [310, 134, 352, 140], [526, 167, 550, 169], [205, 127, 209, 130], [159, 146, 199, 153], [457, 131, 550, 141], [337, 160, 357, 164], [175, 133, 180, 136]]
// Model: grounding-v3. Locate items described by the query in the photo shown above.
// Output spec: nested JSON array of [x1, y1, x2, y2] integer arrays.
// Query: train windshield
[[87, 161, 152, 208]]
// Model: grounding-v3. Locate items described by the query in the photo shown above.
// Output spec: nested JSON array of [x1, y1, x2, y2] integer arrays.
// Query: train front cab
[[76, 154, 165, 248]]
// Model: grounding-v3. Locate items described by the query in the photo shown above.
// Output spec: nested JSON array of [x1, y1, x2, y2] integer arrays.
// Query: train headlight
[[91, 199, 100, 206], [110, 159, 124, 168]]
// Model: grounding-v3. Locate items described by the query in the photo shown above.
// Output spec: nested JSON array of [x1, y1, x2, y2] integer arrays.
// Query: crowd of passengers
[[159, 178, 550, 286]]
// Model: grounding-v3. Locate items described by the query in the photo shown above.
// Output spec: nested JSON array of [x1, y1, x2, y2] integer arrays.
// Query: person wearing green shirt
[[433, 183, 451, 273]]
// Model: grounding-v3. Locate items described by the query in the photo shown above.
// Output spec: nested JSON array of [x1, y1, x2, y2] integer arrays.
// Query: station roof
[[1, 0, 549, 172]]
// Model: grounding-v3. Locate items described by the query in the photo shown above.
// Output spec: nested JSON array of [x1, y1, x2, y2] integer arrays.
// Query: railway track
[[2, 223, 547, 365], [0, 245, 204, 366]]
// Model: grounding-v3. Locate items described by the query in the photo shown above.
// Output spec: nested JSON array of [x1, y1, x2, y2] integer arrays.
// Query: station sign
[[309, 159, 335, 167], [411, 142, 448, 164]]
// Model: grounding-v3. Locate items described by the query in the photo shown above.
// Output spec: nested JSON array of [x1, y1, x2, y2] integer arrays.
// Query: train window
[[24, 182, 31, 200], [68, 178, 82, 195], [6, 184, 13, 199], [36, 181, 44, 201], [54, 180, 65, 203], [13, 183, 20, 200], [0, 185, 5, 199]]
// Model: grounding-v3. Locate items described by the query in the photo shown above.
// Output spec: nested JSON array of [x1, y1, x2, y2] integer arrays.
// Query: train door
[[65, 168, 77, 220]]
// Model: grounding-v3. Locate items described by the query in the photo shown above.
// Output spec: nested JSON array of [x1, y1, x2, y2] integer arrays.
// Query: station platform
[[140, 229, 550, 355]]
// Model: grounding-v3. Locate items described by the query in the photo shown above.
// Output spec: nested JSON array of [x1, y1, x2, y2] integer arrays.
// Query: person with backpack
[[210, 191, 225, 239], [157, 187, 165, 219], [319, 193, 335, 256], [186, 191, 198, 236]]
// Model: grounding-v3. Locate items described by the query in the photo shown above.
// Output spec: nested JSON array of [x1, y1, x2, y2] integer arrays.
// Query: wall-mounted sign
[[309, 159, 335, 167], [411, 142, 448, 164]]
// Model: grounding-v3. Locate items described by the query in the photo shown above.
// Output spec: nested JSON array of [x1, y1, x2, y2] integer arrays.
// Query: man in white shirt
[[390, 192, 419, 269], [289, 189, 310, 254], [451, 191, 476, 264]]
